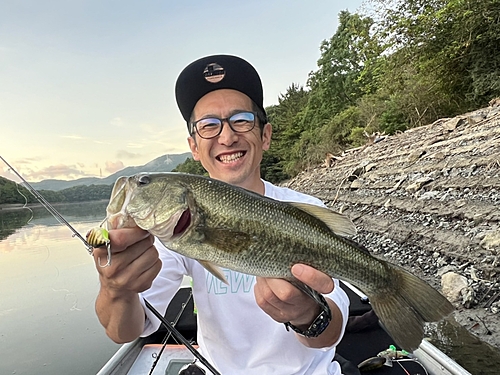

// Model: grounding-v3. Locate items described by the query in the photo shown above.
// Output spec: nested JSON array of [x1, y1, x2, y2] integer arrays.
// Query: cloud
[[27, 164, 93, 181], [126, 142, 145, 149], [60, 135, 86, 140], [116, 150, 142, 159], [110, 117, 123, 127], [8, 157, 39, 165], [0, 157, 40, 182], [104, 160, 124, 174]]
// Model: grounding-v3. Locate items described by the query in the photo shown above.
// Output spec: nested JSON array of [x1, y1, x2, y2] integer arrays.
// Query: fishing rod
[[148, 290, 193, 375], [0, 156, 221, 375], [0, 155, 94, 254], [145, 299, 221, 375]]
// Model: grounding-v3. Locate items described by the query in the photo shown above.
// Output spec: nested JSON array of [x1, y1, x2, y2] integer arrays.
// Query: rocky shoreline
[[282, 103, 500, 350]]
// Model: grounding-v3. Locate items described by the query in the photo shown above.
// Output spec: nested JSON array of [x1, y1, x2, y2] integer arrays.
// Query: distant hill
[[29, 153, 192, 191]]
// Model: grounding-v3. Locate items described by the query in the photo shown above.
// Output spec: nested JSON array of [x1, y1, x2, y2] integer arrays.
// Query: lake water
[[0, 202, 120, 375], [3, 201, 500, 375]]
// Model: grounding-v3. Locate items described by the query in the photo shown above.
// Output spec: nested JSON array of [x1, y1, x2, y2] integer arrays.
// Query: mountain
[[29, 153, 192, 191]]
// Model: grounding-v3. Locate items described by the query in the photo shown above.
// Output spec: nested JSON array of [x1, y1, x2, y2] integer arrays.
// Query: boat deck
[[98, 283, 471, 375]]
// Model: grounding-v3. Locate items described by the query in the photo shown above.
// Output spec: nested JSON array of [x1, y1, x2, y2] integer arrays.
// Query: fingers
[[255, 277, 314, 323], [255, 265, 334, 326], [109, 227, 151, 253], [92, 226, 161, 294], [92, 227, 151, 262], [254, 277, 292, 322], [291, 264, 334, 294]]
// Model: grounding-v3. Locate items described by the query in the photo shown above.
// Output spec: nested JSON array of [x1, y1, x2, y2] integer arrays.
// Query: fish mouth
[[173, 209, 191, 236], [216, 151, 246, 163]]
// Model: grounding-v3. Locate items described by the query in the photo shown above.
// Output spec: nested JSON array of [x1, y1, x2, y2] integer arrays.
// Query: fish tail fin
[[369, 264, 454, 352]]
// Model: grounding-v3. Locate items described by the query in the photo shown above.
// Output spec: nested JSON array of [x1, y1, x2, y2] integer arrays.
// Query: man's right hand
[[93, 226, 162, 296], [93, 226, 162, 343]]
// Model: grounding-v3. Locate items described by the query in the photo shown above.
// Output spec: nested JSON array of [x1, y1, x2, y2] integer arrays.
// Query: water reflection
[[0, 201, 119, 375], [426, 315, 500, 375], [0, 209, 33, 241], [0, 200, 107, 241]]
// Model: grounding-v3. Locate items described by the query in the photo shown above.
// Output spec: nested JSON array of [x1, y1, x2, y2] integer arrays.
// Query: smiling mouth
[[217, 152, 245, 163]]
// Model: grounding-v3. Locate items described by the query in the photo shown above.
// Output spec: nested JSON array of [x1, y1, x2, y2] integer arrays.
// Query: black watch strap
[[284, 294, 332, 338]]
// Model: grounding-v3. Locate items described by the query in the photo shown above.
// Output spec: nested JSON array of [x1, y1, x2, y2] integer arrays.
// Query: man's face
[[187, 89, 271, 191]]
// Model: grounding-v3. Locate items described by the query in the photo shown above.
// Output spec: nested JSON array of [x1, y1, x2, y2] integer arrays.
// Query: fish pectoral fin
[[288, 279, 326, 305], [200, 227, 253, 253], [289, 202, 357, 237], [198, 260, 229, 284]]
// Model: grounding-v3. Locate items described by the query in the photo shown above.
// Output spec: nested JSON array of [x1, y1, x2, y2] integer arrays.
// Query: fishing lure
[[86, 226, 113, 267], [0, 155, 221, 375]]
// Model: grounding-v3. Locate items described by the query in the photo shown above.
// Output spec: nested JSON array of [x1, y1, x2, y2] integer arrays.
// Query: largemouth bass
[[103, 172, 454, 351]]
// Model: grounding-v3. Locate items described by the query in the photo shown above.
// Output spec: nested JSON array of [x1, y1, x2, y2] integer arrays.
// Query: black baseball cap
[[175, 54, 267, 129]]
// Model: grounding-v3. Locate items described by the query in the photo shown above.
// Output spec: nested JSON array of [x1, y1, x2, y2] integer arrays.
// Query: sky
[[0, 0, 363, 183]]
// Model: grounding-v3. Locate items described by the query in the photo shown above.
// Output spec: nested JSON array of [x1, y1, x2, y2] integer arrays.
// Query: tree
[[305, 10, 383, 125], [368, 0, 500, 112], [172, 157, 207, 176]]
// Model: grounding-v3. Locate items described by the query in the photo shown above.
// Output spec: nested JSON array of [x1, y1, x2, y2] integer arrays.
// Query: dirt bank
[[283, 103, 500, 350]]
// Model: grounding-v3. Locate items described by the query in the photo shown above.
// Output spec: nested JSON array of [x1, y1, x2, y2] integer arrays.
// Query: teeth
[[219, 152, 243, 163]]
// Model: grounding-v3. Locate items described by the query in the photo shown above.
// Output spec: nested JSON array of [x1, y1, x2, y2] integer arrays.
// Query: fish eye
[[138, 175, 151, 186]]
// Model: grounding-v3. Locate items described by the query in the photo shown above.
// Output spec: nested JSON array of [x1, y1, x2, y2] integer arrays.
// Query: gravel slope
[[283, 103, 500, 349]]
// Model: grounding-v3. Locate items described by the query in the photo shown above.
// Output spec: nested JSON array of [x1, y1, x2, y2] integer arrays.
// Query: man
[[93, 55, 349, 375]]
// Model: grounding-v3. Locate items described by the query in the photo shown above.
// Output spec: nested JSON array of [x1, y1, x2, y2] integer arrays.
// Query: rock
[[405, 176, 434, 192], [441, 272, 469, 303], [461, 287, 475, 308], [442, 117, 466, 131], [481, 231, 500, 251], [282, 103, 500, 348], [350, 179, 363, 190], [437, 265, 456, 276], [407, 150, 426, 163], [489, 97, 500, 107]]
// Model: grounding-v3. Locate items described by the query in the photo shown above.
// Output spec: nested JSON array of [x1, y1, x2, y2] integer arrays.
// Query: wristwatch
[[284, 294, 332, 338]]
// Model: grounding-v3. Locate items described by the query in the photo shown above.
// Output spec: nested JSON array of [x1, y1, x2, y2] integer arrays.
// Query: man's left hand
[[254, 264, 334, 328]]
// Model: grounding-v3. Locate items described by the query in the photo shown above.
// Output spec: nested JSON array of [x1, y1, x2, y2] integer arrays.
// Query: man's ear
[[261, 123, 272, 151], [187, 136, 200, 161]]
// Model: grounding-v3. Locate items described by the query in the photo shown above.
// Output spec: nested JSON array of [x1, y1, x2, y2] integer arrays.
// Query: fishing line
[[0, 155, 93, 254], [13, 182, 34, 224], [395, 358, 429, 375], [1, 156, 220, 375]]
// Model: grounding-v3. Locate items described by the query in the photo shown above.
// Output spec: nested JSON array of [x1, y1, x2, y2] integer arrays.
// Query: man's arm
[[93, 227, 162, 343], [254, 264, 347, 349]]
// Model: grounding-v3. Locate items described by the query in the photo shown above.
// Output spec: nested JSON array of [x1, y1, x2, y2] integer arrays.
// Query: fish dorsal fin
[[198, 260, 229, 285], [289, 202, 357, 237]]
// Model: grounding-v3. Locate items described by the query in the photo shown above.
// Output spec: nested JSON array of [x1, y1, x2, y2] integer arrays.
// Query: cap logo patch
[[203, 63, 225, 83]]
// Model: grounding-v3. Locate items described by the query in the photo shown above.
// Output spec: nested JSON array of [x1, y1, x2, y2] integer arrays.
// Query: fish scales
[[104, 172, 454, 351], [167, 173, 390, 291]]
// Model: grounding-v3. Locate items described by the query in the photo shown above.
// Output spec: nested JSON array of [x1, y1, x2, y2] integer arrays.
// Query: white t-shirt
[[140, 180, 350, 375]]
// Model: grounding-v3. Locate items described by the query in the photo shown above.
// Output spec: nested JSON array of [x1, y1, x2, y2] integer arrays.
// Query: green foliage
[[0, 177, 36, 204], [172, 157, 208, 176], [264, 1, 500, 181], [58, 184, 112, 202], [0, 176, 113, 205], [305, 11, 383, 126], [261, 84, 311, 179], [369, 0, 500, 109]]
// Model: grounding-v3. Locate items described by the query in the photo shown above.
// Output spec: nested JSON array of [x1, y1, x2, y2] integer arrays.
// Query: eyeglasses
[[190, 111, 257, 139]]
